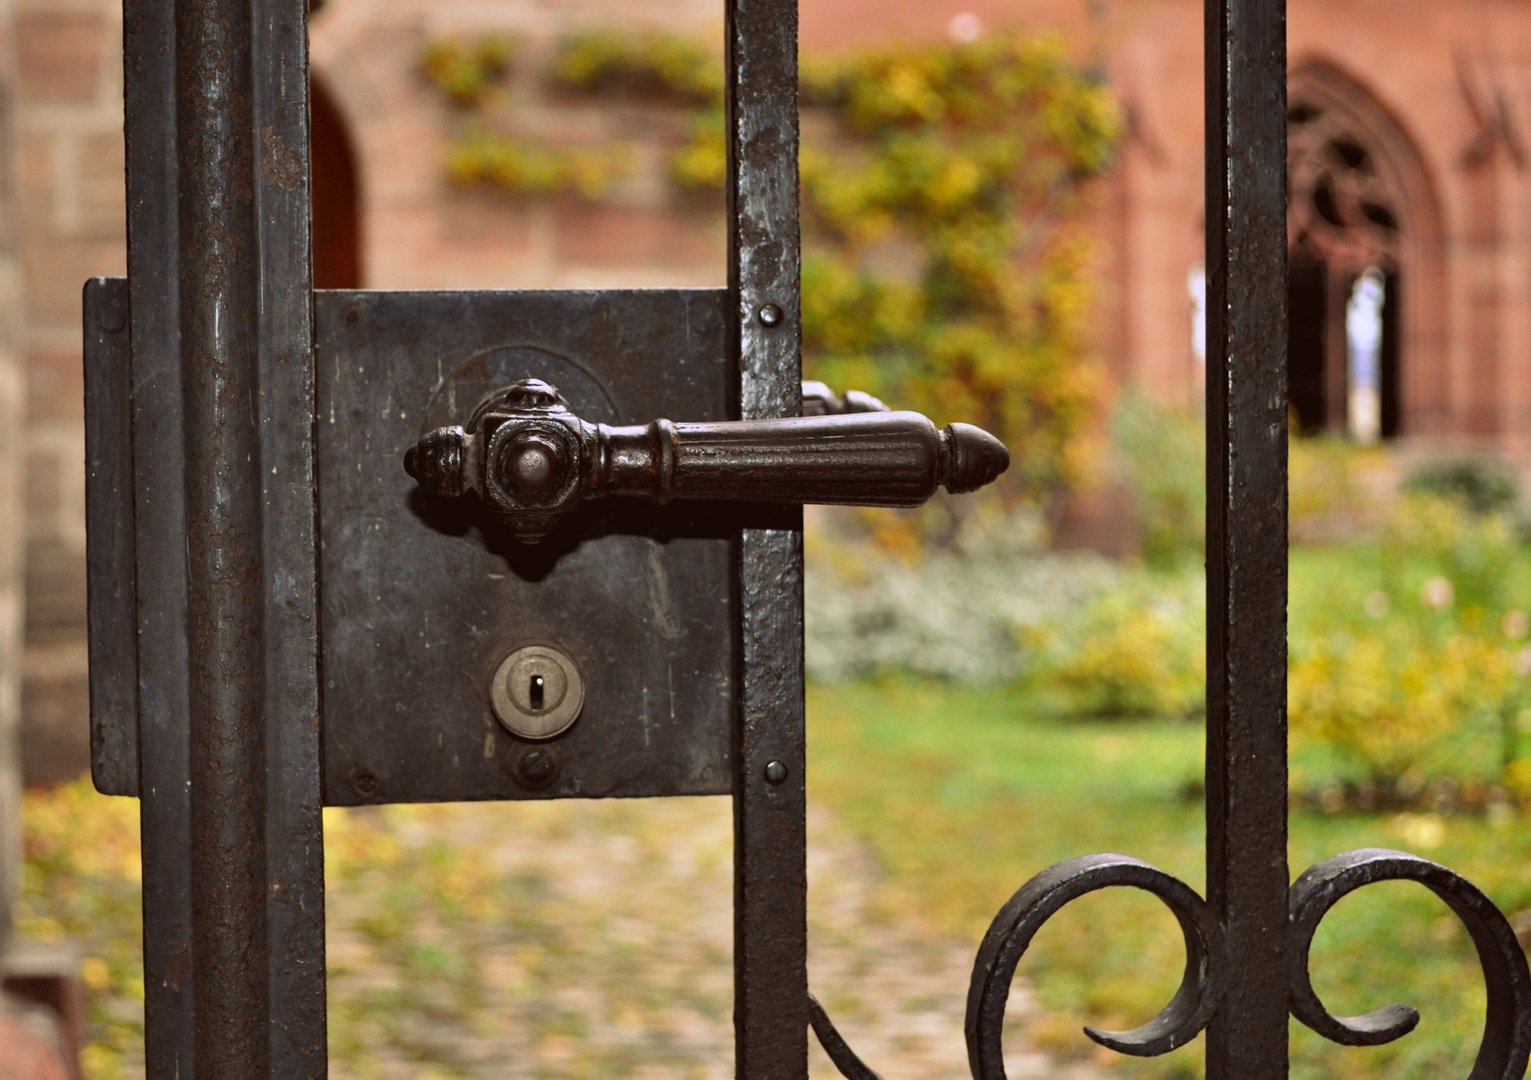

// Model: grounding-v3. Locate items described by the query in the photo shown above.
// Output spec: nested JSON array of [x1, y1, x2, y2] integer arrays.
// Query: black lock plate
[[85, 285, 747, 803], [315, 289, 738, 804]]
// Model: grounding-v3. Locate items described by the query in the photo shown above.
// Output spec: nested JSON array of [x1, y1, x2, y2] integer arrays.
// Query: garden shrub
[[1405, 454, 1520, 515], [1289, 494, 1531, 800], [1288, 435, 1391, 542], [805, 501, 1211, 722], [1380, 494, 1518, 611], [1289, 621, 1513, 800], [1038, 572, 1205, 718], [804, 505, 1119, 683]]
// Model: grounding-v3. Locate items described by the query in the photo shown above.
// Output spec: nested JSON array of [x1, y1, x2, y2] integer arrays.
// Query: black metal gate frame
[[82, 0, 1531, 1077]]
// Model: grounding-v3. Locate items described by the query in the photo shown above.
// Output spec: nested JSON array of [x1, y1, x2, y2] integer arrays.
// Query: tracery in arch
[[1287, 87, 1405, 440], [1289, 99, 1401, 269], [1284, 59, 1453, 440]]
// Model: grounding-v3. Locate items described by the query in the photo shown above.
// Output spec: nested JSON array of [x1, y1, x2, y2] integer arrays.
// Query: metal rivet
[[756, 303, 784, 327], [763, 760, 788, 784], [516, 746, 559, 787], [351, 770, 380, 799]]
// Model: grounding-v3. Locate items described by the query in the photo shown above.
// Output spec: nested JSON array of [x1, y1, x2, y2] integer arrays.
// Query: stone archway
[[1287, 61, 1445, 438], [311, 74, 361, 288]]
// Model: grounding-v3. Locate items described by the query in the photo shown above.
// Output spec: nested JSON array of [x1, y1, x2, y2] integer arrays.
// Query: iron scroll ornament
[[403, 378, 1011, 541], [808, 849, 1531, 1080], [1288, 849, 1531, 1078]]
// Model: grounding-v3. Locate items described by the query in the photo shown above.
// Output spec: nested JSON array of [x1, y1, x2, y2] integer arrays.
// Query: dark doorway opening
[[311, 76, 360, 289], [1288, 256, 1326, 433], [1380, 268, 1400, 438], [1285, 256, 1401, 438]]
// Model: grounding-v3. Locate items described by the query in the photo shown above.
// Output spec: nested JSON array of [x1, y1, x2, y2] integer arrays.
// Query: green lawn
[[807, 678, 1531, 1080]]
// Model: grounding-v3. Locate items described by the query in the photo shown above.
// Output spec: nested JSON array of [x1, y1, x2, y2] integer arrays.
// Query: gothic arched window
[[1287, 93, 1403, 439]]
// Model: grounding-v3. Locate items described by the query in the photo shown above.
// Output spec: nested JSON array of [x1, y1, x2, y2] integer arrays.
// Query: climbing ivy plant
[[423, 29, 1119, 500]]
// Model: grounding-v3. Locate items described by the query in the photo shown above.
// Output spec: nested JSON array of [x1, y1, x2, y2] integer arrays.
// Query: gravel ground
[[325, 797, 1106, 1080]]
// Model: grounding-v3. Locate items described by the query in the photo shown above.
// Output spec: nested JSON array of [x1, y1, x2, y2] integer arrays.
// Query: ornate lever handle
[[404, 379, 1009, 542]]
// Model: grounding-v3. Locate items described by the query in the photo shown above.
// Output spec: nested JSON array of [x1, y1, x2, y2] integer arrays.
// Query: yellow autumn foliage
[[425, 28, 1120, 516], [1289, 626, 1513, 791], [1288, 495, 1531, 796]]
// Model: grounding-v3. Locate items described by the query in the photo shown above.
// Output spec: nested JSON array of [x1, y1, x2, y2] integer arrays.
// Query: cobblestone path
[[325, 798, 1105, 1080]]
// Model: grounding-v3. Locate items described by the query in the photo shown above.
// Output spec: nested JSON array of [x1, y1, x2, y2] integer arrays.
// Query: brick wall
[[0, 0, 28, 940], [15, 0, 121, 784], [311, 0, 727, 293]]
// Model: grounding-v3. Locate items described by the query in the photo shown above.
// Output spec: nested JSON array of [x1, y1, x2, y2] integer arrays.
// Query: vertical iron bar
[[125, 0, 197, 1068], [252, 3, 327, 1075], [1203, 0, 1289, 1076], [126, 0, 324, 1076], [727, 0, 807, 1077], [177, 0, 268, 1072]]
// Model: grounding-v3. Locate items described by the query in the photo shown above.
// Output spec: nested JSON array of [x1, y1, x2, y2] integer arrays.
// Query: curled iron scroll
[[1288, 848, 1531, 1080], [965, 854, 1225, 1079], [808, 993, 886, 1080], [808, 854, 1223, 1080], [811, 846, 1531, 1080]]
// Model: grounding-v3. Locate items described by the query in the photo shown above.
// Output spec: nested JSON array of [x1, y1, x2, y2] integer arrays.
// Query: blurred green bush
[[1289, 494, 1531, 803], [1109, 387, 1203, 569], [1405, 454, 1521, 515], [1289, 435, 1392, 542], [1038, 577, 1205, 718]]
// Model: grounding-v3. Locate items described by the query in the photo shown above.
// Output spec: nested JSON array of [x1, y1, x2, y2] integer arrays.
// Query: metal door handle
[[404, 378, 1009, 541]]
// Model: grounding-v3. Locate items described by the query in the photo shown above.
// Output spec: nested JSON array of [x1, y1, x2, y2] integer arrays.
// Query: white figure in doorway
[[1346, 267, 1385, 444]]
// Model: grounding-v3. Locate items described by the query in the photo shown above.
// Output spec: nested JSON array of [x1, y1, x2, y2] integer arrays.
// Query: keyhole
[[529, 675, 545, 711]]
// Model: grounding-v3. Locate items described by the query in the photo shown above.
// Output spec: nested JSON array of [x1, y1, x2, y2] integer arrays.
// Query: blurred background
[[4, 0, 1531, 1077]]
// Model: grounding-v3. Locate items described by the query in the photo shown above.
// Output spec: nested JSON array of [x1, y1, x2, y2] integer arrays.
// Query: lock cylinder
[[490, 644, 585, 740]]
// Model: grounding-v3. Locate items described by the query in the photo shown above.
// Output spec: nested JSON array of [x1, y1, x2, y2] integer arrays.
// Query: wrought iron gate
[[80, 0, 1531, 1078]]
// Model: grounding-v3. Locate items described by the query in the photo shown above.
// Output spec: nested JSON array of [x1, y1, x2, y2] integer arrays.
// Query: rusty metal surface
[[403, 378, 1008, 540], [727, 0, 809, 1076], [83, 278, 137, 798], [808, 995, 886, 1080], [315, 288, 740, 804]]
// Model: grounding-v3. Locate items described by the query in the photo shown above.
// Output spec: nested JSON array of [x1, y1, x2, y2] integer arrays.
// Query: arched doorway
[[1286, 64, 1443, 440], [311, 75, 360, 289]]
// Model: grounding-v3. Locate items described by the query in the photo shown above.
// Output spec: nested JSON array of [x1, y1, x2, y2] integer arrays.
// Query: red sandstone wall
[[16, 0, 1531, 779]]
